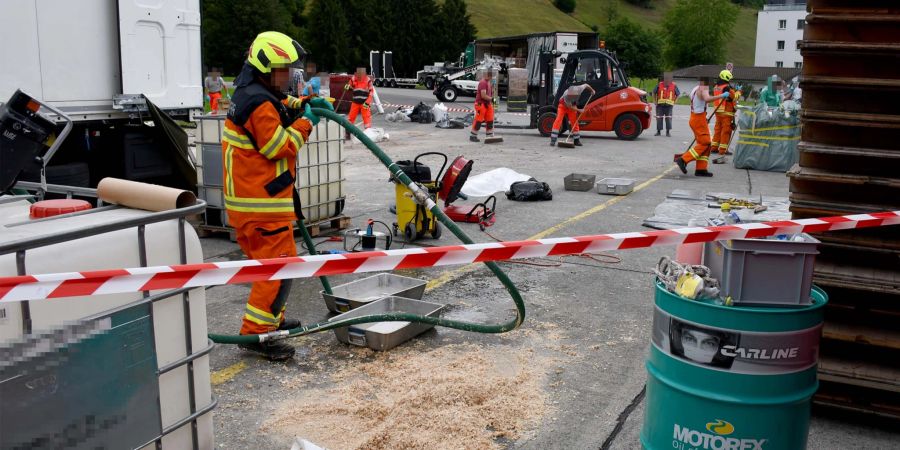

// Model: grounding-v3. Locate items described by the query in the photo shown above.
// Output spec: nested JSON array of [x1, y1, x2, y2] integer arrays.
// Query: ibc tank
[[0, 197, 214, 449]]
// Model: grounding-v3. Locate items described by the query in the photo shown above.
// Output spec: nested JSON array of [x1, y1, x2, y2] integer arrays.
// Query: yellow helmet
[[719, 69, 733, 82], [247, 31, 306, 74]]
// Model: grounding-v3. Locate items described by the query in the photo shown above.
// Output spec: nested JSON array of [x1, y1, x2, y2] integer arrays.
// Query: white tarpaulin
[[461, 168, 531, 197]]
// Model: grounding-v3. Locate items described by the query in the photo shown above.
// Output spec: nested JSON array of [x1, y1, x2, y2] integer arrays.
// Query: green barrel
[[641, 280, 827, 450]]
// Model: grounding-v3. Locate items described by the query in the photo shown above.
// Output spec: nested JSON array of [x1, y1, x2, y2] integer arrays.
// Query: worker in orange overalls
[[221, 31, 333, 360], [470, 69, 495, 142], [344, 67, 373, 138], [675, 77, 731, 177], [550, 82, 596, 146], [710, 70, 742, 157]]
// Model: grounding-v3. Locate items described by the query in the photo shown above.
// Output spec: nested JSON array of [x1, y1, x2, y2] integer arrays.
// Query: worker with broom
[[550, 82, 596, 147], [674, 77, 730, 177], [470, 69, 497, 143], [222, 31, 333, 360], [709, 70, 741, 158]]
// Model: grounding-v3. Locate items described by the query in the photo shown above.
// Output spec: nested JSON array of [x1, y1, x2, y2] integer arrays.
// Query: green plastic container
[[641, 280, 827, 450]]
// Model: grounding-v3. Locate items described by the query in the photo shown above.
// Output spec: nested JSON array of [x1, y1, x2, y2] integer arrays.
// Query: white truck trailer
[[0, 0, 202, 193]]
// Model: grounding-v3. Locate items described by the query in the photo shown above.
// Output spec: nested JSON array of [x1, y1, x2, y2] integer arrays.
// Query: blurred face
[[664, 73, 672, 83], [681, 329, 720, 364], [270, 68, 291, 92], [356, 68, 367, 80]]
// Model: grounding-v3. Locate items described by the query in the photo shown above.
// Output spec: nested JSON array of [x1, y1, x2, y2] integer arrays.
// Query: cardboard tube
[[97, 178, 196, 212]]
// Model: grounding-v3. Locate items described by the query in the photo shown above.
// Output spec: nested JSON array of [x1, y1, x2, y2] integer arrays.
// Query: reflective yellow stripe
[[697, 156, 709, 161], [285, 96, 303, 109], [247, 304, 277, 320], [260, 126, 288, 159], [276, 158, 288, 176], [689, 148, 700, 159], [225, 195, 295, 213], [225, 145, 235, 196], [285, 126, 305, 148], [737, 140, 769, 147], [245, 309, 278, 325], [711, 141, 719, 147], [222, 129, 254, 150]]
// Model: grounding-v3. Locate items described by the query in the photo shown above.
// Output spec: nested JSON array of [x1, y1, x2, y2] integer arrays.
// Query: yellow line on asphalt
[[426, 165, 676, 290], [211, 361, 247, 385], [211, 165, 675, 381]]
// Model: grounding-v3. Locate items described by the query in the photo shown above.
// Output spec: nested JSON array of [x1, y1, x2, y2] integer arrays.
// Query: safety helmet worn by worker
[[247, 31, 307, 74], [719, 70, 733, 82]]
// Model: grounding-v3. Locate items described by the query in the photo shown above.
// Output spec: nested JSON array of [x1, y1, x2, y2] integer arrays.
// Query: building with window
[[754, 0, 806, 68]]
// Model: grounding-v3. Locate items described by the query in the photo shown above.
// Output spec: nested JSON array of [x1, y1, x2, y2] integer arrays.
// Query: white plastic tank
[[0, 198, 214, 449], [195, 115, 345, 225]]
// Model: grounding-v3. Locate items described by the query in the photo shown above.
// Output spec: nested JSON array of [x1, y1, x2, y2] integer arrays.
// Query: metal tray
[[564, 173, 596, 191], [330, 296, 445, 351], [321, 273, 426, 313], [596, 178, 635, 196]]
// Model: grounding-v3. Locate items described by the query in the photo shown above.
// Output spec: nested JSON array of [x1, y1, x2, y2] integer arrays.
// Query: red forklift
[[434, 47, 652, 140]]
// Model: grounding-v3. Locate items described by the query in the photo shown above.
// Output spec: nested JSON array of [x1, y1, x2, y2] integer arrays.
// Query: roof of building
[[671, 65, 801, 82]]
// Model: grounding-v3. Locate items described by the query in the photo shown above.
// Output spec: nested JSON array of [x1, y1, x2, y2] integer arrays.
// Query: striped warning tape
[[1, 211, 897, 302]]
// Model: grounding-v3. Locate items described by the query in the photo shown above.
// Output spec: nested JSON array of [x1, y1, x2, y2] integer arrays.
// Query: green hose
[[209, 109, 525, 344], [297, 216, 333, 295]]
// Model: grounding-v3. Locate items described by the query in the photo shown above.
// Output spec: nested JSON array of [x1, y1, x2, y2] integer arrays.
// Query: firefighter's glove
[[303, 104, 320, 126], [308, 97, 334, 111], [720, 91, 731, 99], [363, 103, 370, 110]]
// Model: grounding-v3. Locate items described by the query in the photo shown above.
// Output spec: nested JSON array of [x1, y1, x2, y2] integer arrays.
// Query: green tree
[[624, 0, 654, 7], [305, 0, 353, 72], [554, 0, 576, 14], [435, 0, 477, 62], [201, 0, 300, 75], [604, 17, 663, 81], [384, 0, 441, 76], [662, 0, 738, 68]]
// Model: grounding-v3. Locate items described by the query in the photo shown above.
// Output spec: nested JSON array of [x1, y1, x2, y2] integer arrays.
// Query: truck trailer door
[[117, 0, 202, 112]]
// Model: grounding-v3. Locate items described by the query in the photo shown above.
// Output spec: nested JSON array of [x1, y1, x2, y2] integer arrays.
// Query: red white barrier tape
[[2, 211, 898, 302]]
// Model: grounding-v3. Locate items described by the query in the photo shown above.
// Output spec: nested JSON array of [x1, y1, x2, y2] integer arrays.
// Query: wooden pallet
[[194, 215, 352, 241], [304, 215, 352, 237]]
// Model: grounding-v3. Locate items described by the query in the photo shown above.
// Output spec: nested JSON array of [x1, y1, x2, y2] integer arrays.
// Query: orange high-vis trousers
[[348, 102, 372, 128], [209, 92, 222, 113], [681, 112, 712, 171], [550, 103, 581, 141], [711, 113, 734, 155], [471, 102, 495, 136], [236, 220, 298, 335]]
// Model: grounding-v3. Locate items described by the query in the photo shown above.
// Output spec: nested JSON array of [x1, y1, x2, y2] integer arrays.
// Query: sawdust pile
[[262, 342, 550, 449]]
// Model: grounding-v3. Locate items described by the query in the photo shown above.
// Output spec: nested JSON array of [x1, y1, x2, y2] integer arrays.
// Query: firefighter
[[710, 70, 741, 156], [652, 72, 679, 137], [344, 67, 373, 138], [470, 69, 495, 142], [549, 82, 595, 146], [674, 77, 730, 177], [221, 31, 333, 360]]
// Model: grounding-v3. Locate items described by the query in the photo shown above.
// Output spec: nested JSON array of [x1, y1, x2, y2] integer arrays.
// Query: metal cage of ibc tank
[[0, 190, 215, 450]]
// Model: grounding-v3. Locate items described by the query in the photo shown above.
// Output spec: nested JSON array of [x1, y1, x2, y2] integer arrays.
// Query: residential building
[[754, 0, 807, 69]]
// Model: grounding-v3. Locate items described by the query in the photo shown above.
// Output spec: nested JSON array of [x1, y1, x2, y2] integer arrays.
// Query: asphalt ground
[[203, 88, 900, 449]]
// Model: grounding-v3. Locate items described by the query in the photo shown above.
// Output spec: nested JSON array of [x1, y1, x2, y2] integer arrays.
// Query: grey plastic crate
[[596, 178, 635, 196], [564, 173, 596, 191], [702, 233, 820, 306], [321, 273, 426, 313], [330, 296, 445, 351]]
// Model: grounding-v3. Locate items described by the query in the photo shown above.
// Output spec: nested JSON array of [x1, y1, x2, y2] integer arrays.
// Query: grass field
[[465, 0, 759, 67]]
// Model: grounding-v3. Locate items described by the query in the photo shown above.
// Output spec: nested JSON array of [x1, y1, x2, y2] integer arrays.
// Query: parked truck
[[0, 0, 203, 194]]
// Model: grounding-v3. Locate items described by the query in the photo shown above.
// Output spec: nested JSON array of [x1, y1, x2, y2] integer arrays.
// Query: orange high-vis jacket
[[221, 80, 312, 226], [346, 76, 373, 105], [713, 83, 740, 115], [656, 82, 677, 105]]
